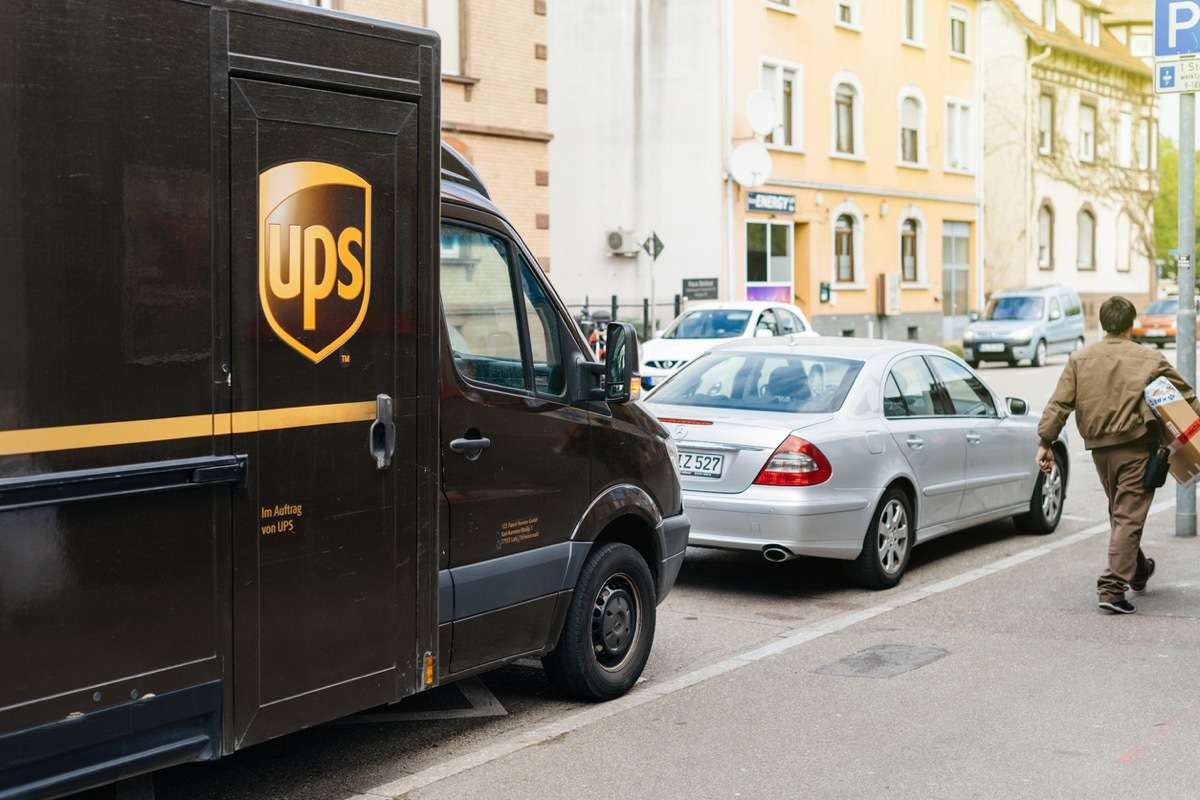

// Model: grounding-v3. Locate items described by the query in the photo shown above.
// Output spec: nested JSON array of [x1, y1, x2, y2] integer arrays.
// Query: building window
[[838, 1, 859, 27], [1138, 118, 1151, 170], [1038, 92, 1054, 155], [1079, 102, 1096, 162], [950, 5, 969, 56], [942, 221, 971, 318], [835, 215, 856, 283], [835, 85, 856, 154], [1117, 210, 1132, 273], [1043, 0, 1056, 31], [900, 93, 925, 164], [1082, 9, 1101, 46], [945, 99, 972, 171], [1152, 121, 1159, 169], [1038, 202, 1054, 269], [767, 0, 796, 8], [427, 0, 463, 76], [1077, 206, 1096, 270], [904, 0, 923, 43], [747, 221, 794, 299], [901, 219, 919, 282], [1118, 112, 1133, 168], [1131, 33, 1153, 56], [761, 60, 803, 149]]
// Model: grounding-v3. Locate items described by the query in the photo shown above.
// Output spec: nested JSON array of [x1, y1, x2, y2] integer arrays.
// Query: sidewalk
[[383, 502, 1200, 800]]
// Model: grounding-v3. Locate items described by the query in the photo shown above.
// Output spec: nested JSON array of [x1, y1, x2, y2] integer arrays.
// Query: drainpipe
[[724, 0, 736, 301], [1025, 44, 1053, 298]]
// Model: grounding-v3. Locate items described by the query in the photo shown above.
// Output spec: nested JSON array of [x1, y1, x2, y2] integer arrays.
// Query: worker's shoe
[[1129, 558, 1156, 595], [1098, 599, 1136, 614]]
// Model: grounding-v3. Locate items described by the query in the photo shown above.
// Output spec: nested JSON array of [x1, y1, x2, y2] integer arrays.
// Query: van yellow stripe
[[0, 402, 377, 457]]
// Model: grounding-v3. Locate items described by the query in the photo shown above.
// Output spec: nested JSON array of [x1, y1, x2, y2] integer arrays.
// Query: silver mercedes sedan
[[643, 337, 1068, 590]]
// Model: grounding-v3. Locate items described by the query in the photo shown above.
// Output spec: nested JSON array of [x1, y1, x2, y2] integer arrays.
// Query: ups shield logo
[[259, 161, 371, 363]]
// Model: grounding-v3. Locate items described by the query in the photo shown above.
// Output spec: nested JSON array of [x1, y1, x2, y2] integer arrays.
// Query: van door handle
[[450, 435, 491, 461], [369, 394, 396, 470]]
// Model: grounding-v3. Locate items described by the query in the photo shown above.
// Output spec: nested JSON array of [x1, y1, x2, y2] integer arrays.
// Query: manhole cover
[[816, 644, 948, 679]]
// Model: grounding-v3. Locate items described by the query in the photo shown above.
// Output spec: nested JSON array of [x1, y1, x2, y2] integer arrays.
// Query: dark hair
[[1099, 296, 1137, 334]]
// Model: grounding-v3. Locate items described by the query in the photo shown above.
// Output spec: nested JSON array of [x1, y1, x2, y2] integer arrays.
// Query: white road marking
[[354, 499, 1174, 798]]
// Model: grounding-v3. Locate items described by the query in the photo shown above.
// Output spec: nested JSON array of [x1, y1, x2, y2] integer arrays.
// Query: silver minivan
[[962, 285, 1086, 367]]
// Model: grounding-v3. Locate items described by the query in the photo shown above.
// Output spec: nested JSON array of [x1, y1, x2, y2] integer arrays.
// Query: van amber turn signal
[[753, 436, 832, 486]]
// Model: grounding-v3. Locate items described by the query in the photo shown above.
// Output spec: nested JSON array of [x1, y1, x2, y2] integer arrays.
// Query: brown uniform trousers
[[1091, 442, 1156, 602]]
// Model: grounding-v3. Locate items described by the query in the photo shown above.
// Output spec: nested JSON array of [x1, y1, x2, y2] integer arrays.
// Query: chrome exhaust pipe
[[762, 545, 798, 563]]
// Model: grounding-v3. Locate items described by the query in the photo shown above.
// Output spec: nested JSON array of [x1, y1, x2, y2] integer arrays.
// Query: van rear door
[[228, 78, 423, 748]]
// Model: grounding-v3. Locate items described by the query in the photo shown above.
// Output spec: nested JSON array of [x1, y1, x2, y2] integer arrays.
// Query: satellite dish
[[746, 90, 776, 137], [729, 142, 772, 188]]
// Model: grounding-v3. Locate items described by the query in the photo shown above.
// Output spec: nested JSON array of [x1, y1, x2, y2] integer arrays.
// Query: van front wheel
[[542, 542, 656, 702], [1031, 340, 1047, 367]]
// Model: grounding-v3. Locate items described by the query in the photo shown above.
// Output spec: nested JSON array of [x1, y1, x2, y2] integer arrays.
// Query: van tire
[[542, 542, 655, 702], [1031, 340, 1047, 367]]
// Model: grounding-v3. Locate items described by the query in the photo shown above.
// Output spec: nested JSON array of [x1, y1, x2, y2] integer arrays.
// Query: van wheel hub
[[592, 576, 636, 667]]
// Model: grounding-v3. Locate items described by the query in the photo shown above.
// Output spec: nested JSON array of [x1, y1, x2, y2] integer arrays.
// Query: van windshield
[[986, 296, 1044, 321]]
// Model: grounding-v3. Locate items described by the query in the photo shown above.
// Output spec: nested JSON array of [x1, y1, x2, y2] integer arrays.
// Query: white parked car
[[639, 301, 817, 388]]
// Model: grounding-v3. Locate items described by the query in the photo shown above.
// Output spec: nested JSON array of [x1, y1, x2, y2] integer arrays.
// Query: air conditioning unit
[[606, 229, 642, 257]]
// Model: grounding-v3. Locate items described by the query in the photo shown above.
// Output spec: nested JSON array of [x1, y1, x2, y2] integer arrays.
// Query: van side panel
[[1, 0, 443, 795]]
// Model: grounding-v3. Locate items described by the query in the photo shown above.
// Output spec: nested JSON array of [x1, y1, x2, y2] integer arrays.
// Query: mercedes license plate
[[678, 452, 724, 477]]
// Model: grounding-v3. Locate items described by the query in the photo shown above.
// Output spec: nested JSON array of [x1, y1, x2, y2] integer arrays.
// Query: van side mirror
[[1049, 309, 1062, 320], [969, 310, 980, 322], [602, 322, 639, 403], [1006, 397, 1028, 416]]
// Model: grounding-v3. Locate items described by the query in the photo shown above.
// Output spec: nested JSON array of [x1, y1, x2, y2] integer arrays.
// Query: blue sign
[[1156, 0, 1200, 57], [1161, 63, 1178, 90]]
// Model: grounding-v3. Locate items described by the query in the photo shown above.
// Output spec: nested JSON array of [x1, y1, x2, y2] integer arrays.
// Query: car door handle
[[905, 435, 924, 449], [965, 432, 982, 444], [450, 436, 492, 461]]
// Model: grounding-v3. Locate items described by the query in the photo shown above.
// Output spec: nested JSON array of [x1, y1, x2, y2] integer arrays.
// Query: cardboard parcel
[[1144, 376, 1200, 485]]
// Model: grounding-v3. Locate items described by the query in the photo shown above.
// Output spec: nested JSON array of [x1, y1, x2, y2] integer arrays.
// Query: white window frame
[[837, 0, 861, 30], [944, 97, 973, 173], [746, 220, 795, 296], [1082, 9, 1101, 46], [760, 58, 804, 151], [831, 200, 866, 288], [1078, 101, 1096, 163], [1043, 0, 1057, 31], [1131, 33, 1153, 57], [1077, 206, 1096, 270], [903, 0, 924, 46], [1117, 112, 1133, 169], [427, 0, 462, 77], [1137, 117, 1151, 170], [1038, 91, 1054, 155], [1116, 210, 1132, 273], [1037, 201, 1054, 269], [949, 4, 970, 58], [831, 71, 866, 160], [898, 87, 928, 167], [766, 0, 797, 10]]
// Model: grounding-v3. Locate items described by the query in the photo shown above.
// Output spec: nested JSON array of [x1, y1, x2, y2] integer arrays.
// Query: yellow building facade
[[735, 1, 983, 341]]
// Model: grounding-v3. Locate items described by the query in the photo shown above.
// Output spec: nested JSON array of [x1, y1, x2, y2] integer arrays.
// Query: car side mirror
[[969, 310, 980, 322], [597, 322, 639, 404], [755, 328, 774, 338], [1006, 397, 1028, 416]]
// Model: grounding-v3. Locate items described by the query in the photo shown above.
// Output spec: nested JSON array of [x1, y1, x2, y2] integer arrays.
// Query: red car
[[1132, 298, 1200, 347]]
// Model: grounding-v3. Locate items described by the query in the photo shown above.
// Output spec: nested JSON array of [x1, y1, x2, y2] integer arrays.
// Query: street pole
[[1177, 91, 1196, 538]]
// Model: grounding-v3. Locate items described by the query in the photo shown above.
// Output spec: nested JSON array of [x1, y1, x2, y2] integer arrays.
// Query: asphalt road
[[86, 343, 1200, 800]]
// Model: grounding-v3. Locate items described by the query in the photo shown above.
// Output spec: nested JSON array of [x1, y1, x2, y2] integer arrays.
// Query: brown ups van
[[0, 2, 688, 798]]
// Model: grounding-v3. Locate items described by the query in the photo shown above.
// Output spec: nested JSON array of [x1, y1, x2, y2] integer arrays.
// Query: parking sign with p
[[1157, 0, 1200, 57]]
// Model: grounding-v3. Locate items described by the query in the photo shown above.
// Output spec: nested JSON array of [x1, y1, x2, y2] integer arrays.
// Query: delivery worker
[[1037, 295, 1200, 614]]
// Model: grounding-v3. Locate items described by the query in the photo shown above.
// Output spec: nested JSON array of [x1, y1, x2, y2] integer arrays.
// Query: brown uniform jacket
[[1037, 334, 1200, 450]]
